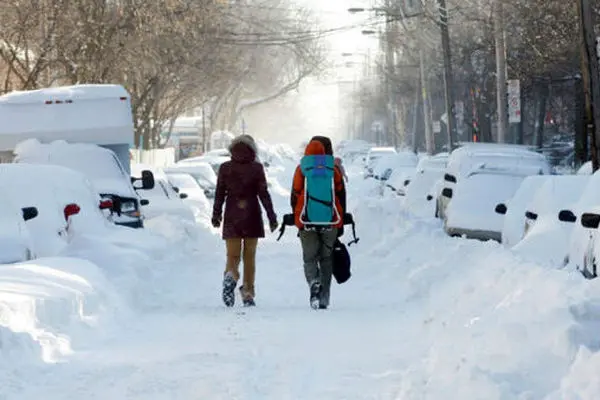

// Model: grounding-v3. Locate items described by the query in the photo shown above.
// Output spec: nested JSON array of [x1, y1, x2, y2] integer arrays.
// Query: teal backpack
[[299, 154, 342, 227]]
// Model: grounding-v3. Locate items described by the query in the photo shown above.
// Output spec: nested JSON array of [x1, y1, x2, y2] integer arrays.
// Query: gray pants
[[299, 228, 338, 307]]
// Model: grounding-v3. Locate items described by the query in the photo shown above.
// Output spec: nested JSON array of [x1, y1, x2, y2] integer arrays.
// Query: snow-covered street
[[2, 161, 600, 400]]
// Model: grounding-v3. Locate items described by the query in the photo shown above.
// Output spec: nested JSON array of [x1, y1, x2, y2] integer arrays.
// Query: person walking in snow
[[212, 134, 278, 307], [291, 136, 346, 309]]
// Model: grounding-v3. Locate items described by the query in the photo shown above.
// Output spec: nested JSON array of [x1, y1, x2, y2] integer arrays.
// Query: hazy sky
[[244, 0, 378, 147]]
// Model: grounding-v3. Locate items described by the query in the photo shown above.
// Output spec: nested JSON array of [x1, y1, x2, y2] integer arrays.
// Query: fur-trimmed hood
[[229, 134, 258, 163]]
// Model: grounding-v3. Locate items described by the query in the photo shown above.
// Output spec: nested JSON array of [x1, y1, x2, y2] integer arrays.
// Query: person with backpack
[[291, 138, 345, 309], [212, 134, 278, 307]]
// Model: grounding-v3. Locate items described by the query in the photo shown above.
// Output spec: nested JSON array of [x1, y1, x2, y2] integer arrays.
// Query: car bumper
[[445, 226, 502, 242], [115, 219, 144, 229]]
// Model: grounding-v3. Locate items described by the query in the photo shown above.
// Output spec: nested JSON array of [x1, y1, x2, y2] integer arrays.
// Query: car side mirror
[[426, 194, 433, 201], [179, 193, 188, 199], [403, 179, 410, 187], [558, 210, 577, 223], [581, 213, 600, 229], [140, 199, 150, 206], [63, 203, 81, 221], [141, 170, 155, 189], [441, 188, 453, 198], [172, 186, 180, 193], [380, 168, 392, 181], [525, 211, 538, 221], [444, 173, 457, 183], [21, 207, 38, 221], [495, 203, 507, 215]]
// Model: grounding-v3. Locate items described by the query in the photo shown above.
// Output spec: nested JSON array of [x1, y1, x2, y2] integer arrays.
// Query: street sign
[[433, 121, 441, 133], [507, 79, 521, 123]]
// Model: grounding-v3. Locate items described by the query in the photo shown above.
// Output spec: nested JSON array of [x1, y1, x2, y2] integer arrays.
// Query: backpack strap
[[343, 213, 360, 246], [276, 213, 295, 241]]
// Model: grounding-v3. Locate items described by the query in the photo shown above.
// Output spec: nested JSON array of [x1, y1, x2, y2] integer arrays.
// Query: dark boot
[[222, 272, 236, 307], [239, 286, 255, 307], [309, 281, 321, 310]]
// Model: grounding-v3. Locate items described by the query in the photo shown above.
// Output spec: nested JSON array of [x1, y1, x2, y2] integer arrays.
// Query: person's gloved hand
[[337, 226, 344, 237], [269, 220, 279, 233], [211, 216, 221, 228]]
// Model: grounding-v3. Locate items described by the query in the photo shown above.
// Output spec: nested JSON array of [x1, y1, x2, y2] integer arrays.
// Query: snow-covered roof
[[0, 84, 134, 150]]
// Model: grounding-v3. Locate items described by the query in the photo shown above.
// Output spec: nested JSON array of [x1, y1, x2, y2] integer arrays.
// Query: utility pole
[[419, 46, 434, 154], [438, 0, 456, 151], [384, 1, 396, 147], [494, 0, 508, 143], [579, 0, 600, 171]]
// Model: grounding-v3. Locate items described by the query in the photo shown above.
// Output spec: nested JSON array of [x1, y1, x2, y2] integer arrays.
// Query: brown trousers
[[225, 238, 258, 300]]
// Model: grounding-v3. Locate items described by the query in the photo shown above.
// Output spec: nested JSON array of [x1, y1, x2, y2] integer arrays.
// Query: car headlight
[[121, 201, 141, 217], [121, 201, 136, 213]]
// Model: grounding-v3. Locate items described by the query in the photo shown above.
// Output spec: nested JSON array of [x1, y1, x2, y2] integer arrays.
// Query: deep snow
[[2, 150, 600, 399]]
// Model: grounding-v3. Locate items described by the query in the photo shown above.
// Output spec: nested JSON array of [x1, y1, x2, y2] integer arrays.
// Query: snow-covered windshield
[[49, 149, 127, 181], [167, 173, 200, 190]]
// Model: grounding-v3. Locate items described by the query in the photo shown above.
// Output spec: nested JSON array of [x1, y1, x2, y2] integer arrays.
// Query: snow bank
[[0, 257, 122, 368], [350, 188, 600, 399]]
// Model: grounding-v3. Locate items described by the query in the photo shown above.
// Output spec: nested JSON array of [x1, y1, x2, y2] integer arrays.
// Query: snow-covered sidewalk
[[3, 166, 600, 399]]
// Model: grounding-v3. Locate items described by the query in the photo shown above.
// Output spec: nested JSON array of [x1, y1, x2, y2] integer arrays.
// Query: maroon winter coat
[[212, 137, 277, 239]]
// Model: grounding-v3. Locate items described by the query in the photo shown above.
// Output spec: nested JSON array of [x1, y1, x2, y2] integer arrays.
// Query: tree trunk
[[575, 77, 588, 166]]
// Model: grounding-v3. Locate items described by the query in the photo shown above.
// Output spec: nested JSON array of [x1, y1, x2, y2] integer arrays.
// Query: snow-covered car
[[164, 172, 211, 219], [577, 161, 592, 175], [14, 140, 154, 228], [132, 164, 195, 223], [164, 162, 218, 199], [511, 175, 589, 265], [495, 175, 551, 247], [444, 167, 533, 241], [0, 163, 114, 257], [364, 147, 397, 174], [370, 151, 418, 195], [561, 170, 600, 278], [177, 148, 230, 173], [0, 196, 38, 264], [406, 152, 448, 215], [437, 143, 551, 221], [337, 140, 371, 163]]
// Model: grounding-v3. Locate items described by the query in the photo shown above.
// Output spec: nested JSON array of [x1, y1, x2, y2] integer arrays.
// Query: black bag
[[332, 238, 351, 284]]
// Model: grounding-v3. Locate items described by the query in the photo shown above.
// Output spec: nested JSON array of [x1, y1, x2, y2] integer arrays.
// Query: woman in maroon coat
[[211, 134, 278, 307]]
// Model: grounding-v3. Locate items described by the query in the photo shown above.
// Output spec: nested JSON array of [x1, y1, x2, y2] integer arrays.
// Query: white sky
[[244, 0, 380, 147]]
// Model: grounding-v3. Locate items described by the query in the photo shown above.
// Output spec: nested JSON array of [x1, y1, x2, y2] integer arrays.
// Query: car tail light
[[99, 199, 113, 210], [64, 203, 81, 221]]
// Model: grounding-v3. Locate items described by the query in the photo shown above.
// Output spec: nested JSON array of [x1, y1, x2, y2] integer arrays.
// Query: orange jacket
[[291, 140, 344, 229]]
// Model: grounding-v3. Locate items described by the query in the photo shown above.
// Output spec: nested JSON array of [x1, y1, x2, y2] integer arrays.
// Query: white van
[[437, 143, 551, 220]]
